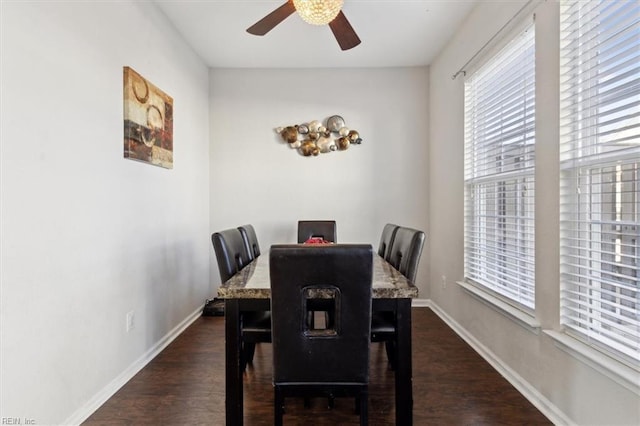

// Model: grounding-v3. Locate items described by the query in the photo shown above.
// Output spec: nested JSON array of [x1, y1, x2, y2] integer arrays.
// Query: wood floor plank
[[84, 308, 551, 425]]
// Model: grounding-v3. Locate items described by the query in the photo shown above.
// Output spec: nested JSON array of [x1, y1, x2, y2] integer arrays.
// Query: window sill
[[456, 280, 541, 334], [544, 330, 640, 396]]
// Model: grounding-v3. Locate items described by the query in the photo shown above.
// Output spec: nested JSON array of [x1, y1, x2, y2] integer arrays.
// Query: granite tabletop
[[217, 251, 418, 299]]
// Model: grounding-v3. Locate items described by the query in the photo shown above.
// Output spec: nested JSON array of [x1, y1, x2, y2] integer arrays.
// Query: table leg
[[225, 299, 243, 426], [395, 299, 413, 425]]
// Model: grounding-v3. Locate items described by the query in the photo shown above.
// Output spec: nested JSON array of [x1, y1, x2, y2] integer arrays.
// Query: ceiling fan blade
[[328, 11, 361, 51], [247, 1, 296, 36]]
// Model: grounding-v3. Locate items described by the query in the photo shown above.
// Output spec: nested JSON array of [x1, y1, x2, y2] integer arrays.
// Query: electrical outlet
[[441, 275, 447, 288], [126, 311, 135, 332]]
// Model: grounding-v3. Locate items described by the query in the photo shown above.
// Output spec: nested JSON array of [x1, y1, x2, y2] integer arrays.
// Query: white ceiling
[[154, 0, 479, 68]]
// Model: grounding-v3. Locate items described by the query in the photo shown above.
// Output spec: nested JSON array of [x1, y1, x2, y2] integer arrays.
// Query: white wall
[[209, 67, 430, 293], [428, 1, 639, 425], [0, 2, 210, 424]]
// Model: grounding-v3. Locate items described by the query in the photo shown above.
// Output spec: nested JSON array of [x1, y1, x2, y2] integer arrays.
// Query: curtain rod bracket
[[452, 70, 466, 80]]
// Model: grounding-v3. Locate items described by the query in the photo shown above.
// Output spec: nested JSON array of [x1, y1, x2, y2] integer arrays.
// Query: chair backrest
[[238, 224, 261, 261], [387, 226, 425, 284], [270, 244, 373, 384], [297, 220, 337, 243], [211, 228, 251, 283], [377, 223, 399, 261]]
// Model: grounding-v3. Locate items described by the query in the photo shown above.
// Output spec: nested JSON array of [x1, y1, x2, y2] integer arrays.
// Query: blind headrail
[[452, 0, 540, 80]]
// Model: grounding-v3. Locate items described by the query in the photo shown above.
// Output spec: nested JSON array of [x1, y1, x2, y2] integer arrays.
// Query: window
[[464, 24, 536, 310], [559, 0, 640, 365]]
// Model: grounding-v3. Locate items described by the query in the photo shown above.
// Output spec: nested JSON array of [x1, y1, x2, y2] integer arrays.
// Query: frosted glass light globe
[[293, 0, 344, 25]]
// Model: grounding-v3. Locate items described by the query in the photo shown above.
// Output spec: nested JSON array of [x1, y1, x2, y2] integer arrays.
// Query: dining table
[[217, 249, 419, 425]]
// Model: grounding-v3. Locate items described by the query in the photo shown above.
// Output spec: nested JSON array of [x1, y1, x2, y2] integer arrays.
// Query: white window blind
[[464, 24, 536, 310], [560, 0, 640, 365]]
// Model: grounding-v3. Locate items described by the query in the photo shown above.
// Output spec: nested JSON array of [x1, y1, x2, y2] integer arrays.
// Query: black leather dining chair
[[371, 226, 425, 368], [238, 224, 261, 261], [377, 223, 399, 262], [387, 226, 425, 284], [270, 244, 373, 426], [297, 220, 337, 243], [211, 228, 271, 370], [211, 228, 251, 283], [297, 220, 338, 328]]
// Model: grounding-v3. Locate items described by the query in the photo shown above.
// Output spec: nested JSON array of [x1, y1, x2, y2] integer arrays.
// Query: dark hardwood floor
[[84, 308, 551, 425]]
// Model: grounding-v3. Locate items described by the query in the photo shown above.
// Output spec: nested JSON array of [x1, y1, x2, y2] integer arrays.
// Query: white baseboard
[[63, 304, 205, 425], [426, 300, 573, 426], [412, 298, 430, 307]]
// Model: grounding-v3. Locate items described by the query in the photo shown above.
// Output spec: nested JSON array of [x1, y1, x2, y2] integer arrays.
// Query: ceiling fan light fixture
[[293, 0, 344, 26]]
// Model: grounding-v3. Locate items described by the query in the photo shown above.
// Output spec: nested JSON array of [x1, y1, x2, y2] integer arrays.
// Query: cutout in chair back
[[234, 253, 244, 271], [393, 252, 403, 271], [303, 286, 340, 336]]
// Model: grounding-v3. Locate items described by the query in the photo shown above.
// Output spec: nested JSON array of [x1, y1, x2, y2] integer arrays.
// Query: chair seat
[[371, 311, 397, 370], [371, 312, 396, 337], [242, 311, 272, 338], [240, 310, 272, 370]]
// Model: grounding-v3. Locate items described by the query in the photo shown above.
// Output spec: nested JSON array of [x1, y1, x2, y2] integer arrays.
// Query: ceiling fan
[[247, 0, 361, 51]]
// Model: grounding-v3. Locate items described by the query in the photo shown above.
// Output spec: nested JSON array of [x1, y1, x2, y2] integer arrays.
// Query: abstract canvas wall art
[[123, 67, 173, 168]]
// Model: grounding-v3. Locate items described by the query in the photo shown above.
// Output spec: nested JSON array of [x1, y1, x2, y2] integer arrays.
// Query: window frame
[[559, 0, 640, 367], [463, 20, 537, 314]]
